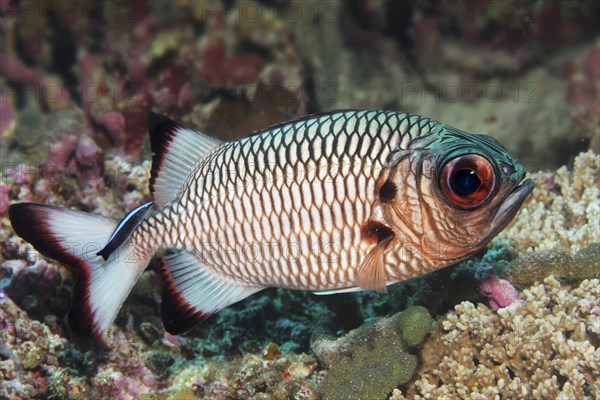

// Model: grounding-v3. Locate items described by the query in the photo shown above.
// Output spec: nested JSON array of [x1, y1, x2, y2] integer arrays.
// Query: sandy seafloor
[[0, 1, 598, 399]]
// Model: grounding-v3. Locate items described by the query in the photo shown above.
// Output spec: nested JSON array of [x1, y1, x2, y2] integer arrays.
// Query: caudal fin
[[9, 203, 149, 342]]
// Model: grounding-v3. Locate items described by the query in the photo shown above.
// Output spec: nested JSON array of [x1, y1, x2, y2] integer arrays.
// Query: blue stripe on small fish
[[97, 202, 154, 260]]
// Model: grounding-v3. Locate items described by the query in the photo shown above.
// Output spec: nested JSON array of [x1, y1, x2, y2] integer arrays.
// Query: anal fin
[[158, 253, 262, 334], [356, 237, 394, 294]]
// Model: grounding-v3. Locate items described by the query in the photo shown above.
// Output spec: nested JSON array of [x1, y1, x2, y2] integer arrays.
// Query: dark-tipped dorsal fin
[[147, 113, 222, 206]]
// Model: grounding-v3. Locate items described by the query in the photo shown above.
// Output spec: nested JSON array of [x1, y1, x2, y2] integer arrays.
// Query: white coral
[[499, 151, 600, 252], [392, 276, 600, 400]]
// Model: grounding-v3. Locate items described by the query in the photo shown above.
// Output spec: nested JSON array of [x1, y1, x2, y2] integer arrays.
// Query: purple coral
[[477, 267, 520, 311]]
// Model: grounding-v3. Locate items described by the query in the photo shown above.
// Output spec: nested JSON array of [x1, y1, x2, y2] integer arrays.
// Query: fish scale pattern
[[155, 110, 437, 290]]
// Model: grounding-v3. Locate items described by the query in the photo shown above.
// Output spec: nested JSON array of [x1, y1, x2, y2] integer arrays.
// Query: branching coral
[[498, 150, 599, 252], [391, 276, 600, 400], [0, 293, 91, 399]]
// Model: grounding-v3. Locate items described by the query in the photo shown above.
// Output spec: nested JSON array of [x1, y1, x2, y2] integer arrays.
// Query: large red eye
[[439, 154, 495, 209]]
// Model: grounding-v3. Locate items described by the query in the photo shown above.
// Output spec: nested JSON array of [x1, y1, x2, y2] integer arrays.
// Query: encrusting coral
[[506, 242, 600, 286], [313, 306, 433, 400], [391, 276, 600, 400]]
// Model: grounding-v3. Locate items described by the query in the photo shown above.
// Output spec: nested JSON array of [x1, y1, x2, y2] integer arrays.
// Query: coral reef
[[3, 148, 595, 400], [2, 0, 596, 169], [0, 292, 319, 400], [410, 1, 599, 89], [165, 342, 318, 400], [5, 106, 48, 166], [0, 294, 89, 399], [313, 306, 433, 400], [498, 150, 599, 252], [391, 276, 600, 400], [1, 0, 307, 164], [290, 0, 599, 167], [0, 0, 598, 398]]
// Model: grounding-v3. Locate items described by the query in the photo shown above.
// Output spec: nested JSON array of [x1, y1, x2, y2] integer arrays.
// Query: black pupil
[[452, 169, 481, 195]]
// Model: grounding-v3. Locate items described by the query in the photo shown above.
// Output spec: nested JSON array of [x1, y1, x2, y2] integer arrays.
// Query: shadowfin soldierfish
[[9, 110, 534, 341]]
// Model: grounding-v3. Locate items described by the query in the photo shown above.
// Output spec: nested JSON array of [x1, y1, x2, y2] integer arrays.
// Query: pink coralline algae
[[75, 135, 104, 184], [0, 182, 10, 214], [101, 111, 126, 141], [480, 273, 521, 312], [199, 39, 265, 87], [46, 135, 78, 178], [0, 53, 40, 86], [151, 66, 193, 118], [197, 15, 265, 88], [40, 133, 105, 190]]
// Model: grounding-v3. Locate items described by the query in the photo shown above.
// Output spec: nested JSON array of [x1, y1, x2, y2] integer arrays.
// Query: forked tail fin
[[8, 203, 151, 342]]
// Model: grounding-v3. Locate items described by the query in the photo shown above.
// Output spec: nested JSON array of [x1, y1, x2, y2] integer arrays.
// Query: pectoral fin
[[356, 236, 393, 294]]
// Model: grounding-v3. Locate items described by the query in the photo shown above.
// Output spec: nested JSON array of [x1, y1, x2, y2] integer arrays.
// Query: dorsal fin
[[147, 113, 223, 206]]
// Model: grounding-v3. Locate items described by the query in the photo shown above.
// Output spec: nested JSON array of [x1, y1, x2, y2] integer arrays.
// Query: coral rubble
[[0, 292, 319, 400]]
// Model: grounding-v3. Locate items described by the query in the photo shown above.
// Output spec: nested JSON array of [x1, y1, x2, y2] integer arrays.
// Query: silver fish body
[[9, 110, 534, 339], [142, 111, 423, 288]]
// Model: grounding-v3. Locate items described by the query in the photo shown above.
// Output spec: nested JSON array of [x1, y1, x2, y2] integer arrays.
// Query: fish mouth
[[489, 176, 534, 233]]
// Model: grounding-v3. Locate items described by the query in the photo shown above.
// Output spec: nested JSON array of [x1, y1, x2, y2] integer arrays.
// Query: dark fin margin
[[8, 203, 105, 345], [147, 112, 182, 199], [156, 257, 211, 335]]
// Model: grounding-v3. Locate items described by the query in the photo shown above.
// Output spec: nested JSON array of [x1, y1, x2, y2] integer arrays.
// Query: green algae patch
[[312, 306, 433, 400]]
